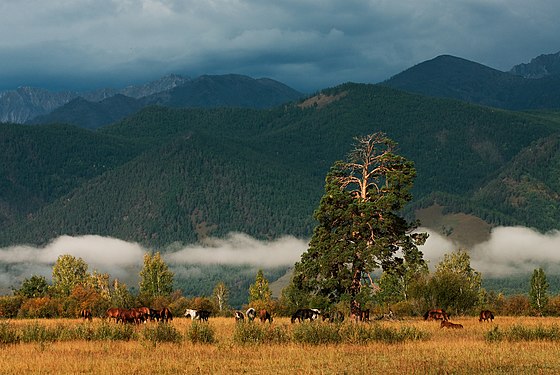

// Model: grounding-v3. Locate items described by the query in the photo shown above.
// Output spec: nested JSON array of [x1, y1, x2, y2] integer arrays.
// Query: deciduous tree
[[51, 255, 90, 297], [529, 267, 549, 316], [139, 252, 174, 300]]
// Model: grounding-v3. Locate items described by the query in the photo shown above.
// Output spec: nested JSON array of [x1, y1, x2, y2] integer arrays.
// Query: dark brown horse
[[479, 310, 495, 322], [159, 307, 173, 323], [80, 309, 92, 321], [423, 309, 449, 321], [440, 320, 463, 329], [259, 309, 273, 323]]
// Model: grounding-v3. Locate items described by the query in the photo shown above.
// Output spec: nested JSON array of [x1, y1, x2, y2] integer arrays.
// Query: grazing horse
[[135, 307, 152, 322], [246, 308, 257, 322], [479, 310, 495, 322], [234, 311, 245, 322], [159, 307, 173, 323], [441, 320, 463, 329], [80, 309, 92, 321], [184, 309, 211, 321], [423, 309, 449, 321], [291, 308, 321, 323], [106, 307, 123, 323], [259, 309, 273, 323], [118, 308, 142, 324], [149, 308, 161, 322]]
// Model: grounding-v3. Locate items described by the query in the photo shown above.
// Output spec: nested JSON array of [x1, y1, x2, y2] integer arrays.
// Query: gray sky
[[1, 0, 559, 92]]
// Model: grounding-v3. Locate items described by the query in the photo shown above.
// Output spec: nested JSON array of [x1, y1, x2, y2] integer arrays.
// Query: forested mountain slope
[[382, 55, 560, 110], [1, 83, 559, 247]]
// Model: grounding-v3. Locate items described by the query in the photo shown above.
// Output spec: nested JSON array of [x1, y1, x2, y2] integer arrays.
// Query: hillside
[[1, 83, 559, 248], [26, 75, 304, 129], [382, 55, 560, 110]]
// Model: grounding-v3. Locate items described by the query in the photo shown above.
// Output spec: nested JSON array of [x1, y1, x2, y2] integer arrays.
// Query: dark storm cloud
[[1, 1, 559, 92]]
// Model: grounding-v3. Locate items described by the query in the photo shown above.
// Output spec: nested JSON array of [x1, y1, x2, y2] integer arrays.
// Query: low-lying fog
[[1, 227, 559, 293]]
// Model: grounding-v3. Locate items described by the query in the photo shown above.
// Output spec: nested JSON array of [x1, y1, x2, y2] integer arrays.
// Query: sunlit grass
[[0, 316, 559, 374]]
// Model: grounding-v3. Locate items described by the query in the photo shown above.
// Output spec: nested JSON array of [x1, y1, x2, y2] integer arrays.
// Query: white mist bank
[[1, 227, 560, 292]]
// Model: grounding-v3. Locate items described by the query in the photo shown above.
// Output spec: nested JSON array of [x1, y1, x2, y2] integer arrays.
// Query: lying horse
[[479, 310, 495, 322], [423, 309, 449, 321], [441, 320, 463, 329]]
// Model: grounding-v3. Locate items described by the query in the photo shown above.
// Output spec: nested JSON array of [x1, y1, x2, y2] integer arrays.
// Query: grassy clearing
[[1, 317, 560, 374]]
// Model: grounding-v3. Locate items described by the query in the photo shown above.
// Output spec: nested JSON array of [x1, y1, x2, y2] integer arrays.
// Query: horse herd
[[80, 307, 496, 327], [423, 308, 495, 329]]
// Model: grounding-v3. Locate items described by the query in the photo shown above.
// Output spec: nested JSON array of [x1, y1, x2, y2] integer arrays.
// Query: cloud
[[164, 233, 307, 267], [1, 0, 559, 91], [419, 226, 560, 277], [1, 226, 560, 294]]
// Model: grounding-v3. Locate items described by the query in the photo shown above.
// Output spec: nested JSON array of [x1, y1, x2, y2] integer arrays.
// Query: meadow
[[1, 316, 560, 374]]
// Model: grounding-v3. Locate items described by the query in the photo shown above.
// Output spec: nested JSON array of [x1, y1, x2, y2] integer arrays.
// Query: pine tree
[[290, 133, 427, 314]]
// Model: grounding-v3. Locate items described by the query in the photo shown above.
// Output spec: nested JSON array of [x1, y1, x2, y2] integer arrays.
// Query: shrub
[[20, 321, 62, 343], [143, 323, 182, 344], [0, 296, 24, 318], [186, 321, 215, 344], [340, 323, 429, 344], [93, 321, 137, 341], [484, 326, 504, 342], [0, 322, 19, 345], [233, 322, 266, 344], [292, 322, 341, 345]]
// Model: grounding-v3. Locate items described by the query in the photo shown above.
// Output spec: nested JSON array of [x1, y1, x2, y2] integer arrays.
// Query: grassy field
[[1, 316, 560, 374]]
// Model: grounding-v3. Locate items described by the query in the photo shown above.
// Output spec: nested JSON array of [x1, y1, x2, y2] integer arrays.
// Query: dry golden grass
[[1, 316, 560, 374]]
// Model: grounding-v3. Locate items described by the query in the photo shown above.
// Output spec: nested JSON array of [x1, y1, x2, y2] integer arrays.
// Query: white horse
[[184, 308, 199, 320]]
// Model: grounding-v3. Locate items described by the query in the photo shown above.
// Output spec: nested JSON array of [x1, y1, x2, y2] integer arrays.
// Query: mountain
[[26, 74, 304, 129], [0, 74, 190, 124], [382, 54, 560, 110], [510, 51, 560, 79], [0, 87, 76, 124], [1, 83, 559, 248]]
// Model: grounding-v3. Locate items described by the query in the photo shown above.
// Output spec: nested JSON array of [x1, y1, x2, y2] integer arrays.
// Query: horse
[[80, 309, 92, 321], [423, 309, 449, 321], [351, 308, 370, 322], [234, 311, 245, 322], [149, 308, 161, 321], [259, 309, 273, 323], [246, 308, 257, 322], [291, 308, 320, 323], [441, 320, 463, 329], [106, 307, 123, 323], [118, 308, 142, 324], [159, 307, 173, 323], [479, 310, 495, 322], [135, 307, 152, 322], [184, 309, 210, 321]]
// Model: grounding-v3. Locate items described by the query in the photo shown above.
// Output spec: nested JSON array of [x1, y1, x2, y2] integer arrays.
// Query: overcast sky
[[1, 0, 559, 92]]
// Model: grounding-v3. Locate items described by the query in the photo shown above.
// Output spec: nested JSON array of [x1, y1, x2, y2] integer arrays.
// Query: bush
[[91, 321, 136, 341], [340, 323, 429, 344], [0, 296, 24, 318], [485, 324, 560, 342], [0, 322, 19, 345], [20, 321, 62, 343], [186, 321, 215, 344], [484, 326, 504, 342], [292, 322, 341, 345], [233, 321, 290, 345], [143, 323, 183, 344]]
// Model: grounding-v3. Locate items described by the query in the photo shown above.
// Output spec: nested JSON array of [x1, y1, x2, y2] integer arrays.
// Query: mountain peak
[[509, 51, 560, 79]]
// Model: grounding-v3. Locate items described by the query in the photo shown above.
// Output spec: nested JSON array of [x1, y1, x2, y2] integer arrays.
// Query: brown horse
[[259, 309, 273, 323], [159, 307, 173, 323], [441, 320, 463, 329], [423, 309, 449, 321], [479, 310, 495, 322], [106, 307, 123, 323]]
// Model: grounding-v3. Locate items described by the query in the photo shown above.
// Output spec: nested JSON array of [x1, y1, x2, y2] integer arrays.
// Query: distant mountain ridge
[[382, 53, 560, 110], [510, 51, 560, 79], [0, 74, 190, 124], [25, 74, 304, 128]]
